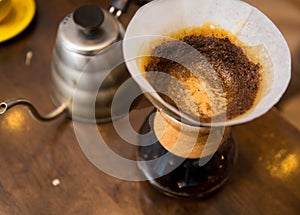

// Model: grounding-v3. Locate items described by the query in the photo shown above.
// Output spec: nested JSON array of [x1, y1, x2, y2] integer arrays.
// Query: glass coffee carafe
[[137, 110, 237, 197]]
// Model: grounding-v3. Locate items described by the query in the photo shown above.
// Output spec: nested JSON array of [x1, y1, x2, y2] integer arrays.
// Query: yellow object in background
[[0, 0, 12, 22], [0, 0, 36, 43]]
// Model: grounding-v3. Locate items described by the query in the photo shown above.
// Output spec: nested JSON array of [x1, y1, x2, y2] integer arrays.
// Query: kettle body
[[51, 5, 131, 123]]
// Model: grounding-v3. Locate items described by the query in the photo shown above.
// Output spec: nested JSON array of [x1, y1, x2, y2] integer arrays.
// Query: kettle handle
[[109, 0, 130, 17]]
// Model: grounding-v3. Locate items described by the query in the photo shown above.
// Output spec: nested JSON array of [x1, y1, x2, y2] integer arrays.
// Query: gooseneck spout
[[0, 98, 70, 121]]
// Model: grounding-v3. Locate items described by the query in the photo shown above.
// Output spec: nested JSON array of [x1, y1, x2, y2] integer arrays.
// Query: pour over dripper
[[123, 0, 291, 197], [124, 0, 291, 127]]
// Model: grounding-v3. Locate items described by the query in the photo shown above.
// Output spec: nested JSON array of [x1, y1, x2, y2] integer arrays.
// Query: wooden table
[[0, 0, 299, 214]]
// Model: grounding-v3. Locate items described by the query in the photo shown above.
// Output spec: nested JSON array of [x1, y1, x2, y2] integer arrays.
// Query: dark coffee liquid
[[137, 114, 237, 198]]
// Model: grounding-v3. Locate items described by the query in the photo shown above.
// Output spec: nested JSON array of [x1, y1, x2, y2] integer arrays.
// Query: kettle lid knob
[[73, 5, 104, 34], [56, 5, 123, 54]]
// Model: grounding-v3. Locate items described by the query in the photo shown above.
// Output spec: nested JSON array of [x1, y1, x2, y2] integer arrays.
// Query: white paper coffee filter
[[123, 0, 291, 126]]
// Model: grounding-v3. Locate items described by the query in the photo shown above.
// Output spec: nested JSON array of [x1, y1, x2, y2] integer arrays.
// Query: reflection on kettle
[[0, 5, 140, 123]]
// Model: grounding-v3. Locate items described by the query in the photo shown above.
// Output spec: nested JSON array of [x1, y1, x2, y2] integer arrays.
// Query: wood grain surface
[[0, 0, 299, 214]]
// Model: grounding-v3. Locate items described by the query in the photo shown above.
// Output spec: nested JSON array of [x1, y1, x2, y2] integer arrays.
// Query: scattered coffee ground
[[144, 34, 261, 122]]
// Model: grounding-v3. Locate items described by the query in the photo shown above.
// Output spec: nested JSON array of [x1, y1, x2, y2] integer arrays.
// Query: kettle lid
[[57, 5, 122, 55]]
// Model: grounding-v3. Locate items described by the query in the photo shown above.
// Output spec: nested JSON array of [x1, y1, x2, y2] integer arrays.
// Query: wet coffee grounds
[[144, 35, 261, 122]]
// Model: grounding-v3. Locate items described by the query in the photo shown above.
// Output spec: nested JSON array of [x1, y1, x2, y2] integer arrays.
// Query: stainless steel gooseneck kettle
[[51, 5, 131, 123], [0, 3, 138, 123]]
